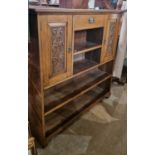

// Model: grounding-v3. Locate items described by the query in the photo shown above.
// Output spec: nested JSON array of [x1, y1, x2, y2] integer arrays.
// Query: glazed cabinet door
[[39, 15, 73, 88], [102, 15, 120, 63]]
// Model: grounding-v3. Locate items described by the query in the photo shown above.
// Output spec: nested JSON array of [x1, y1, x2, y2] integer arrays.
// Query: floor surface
[[37, 83, 127, 155]]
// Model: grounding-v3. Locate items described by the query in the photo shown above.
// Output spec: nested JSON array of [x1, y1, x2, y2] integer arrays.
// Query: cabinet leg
[[31, 146, 37, 155], [112, 77, 126, 85], [40, 140, 48, 148]]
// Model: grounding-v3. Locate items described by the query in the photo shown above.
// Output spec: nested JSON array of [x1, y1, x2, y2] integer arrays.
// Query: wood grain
[[29, 11, 46, 146], [29, 5, 126, 14]]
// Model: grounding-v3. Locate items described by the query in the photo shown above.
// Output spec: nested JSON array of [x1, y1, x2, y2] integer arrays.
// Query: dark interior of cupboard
[[73, 27, 104, 74], [73, 49, 101, 74]]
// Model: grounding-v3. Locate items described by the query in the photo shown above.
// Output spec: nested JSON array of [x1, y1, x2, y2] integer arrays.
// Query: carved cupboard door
[[40, 15, 73, 87], [102, 15, 120, 63]]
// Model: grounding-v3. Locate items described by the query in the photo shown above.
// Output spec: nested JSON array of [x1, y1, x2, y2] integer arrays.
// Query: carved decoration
[[106, 22, 116, 54], [49, 24, 66, 77]]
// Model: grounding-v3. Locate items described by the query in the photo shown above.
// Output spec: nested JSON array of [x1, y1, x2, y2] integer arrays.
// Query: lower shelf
[[45, 78, 111, 137], [44, 68, 110, 115]]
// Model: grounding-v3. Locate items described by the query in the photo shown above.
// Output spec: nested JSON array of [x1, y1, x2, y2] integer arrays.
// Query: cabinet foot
[[104, 92, 111, 98]]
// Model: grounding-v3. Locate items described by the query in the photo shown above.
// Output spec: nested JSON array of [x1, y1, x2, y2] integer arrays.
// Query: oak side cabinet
[[28, 5, 123, 146]]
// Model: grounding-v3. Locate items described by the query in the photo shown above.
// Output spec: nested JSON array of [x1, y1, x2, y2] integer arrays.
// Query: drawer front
[[73, 15, 104, 30]]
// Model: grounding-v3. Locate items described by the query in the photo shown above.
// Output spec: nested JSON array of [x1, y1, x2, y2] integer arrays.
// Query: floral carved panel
[[49, 23, 66, 77], [106, 21, 116, 54]]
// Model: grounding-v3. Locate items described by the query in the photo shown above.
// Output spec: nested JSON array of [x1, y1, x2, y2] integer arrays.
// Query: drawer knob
[[88, 17, 95, 24]]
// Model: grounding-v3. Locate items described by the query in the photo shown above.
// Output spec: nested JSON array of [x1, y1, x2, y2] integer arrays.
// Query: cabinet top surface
[[29, 5, 126, 14]]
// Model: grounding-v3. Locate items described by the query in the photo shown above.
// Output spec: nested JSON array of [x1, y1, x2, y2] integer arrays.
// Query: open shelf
[[74, 28, 103, 55], [45, 78, 111, 137], [73, 49, 101, 74], [44, 68, 111, 116]]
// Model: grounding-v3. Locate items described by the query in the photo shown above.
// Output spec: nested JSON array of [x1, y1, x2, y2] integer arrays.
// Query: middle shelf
[[73, 49, 101, 74], [74, 41, 102, 55]]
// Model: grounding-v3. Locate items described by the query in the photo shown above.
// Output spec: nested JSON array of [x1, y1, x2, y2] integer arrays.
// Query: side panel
[[28, 11, 46, 145]]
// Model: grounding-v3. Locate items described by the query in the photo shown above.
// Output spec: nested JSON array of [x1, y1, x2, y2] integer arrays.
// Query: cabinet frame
[[28, 7, 124, 146]]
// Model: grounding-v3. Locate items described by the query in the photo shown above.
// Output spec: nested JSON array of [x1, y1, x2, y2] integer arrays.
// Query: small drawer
[[73, 15, 104, 30]]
